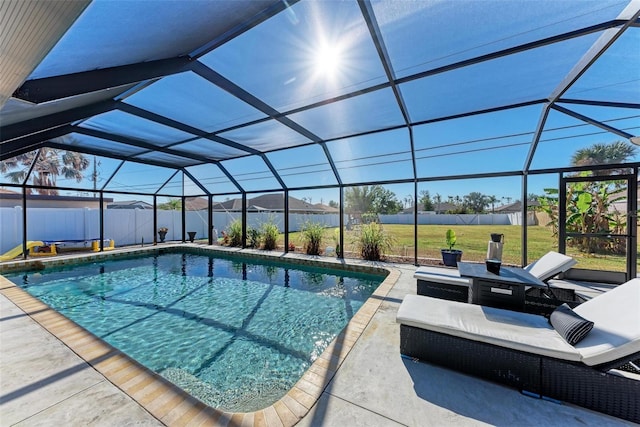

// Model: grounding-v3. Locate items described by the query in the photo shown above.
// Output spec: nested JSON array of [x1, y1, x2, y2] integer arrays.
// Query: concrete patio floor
[[1, 254, 635, 426]]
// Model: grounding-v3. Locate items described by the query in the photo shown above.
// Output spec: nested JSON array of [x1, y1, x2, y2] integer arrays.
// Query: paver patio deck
[[0, 248, 634, 426]]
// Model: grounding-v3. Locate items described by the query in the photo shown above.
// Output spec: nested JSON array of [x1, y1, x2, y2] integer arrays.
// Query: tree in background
[[419, 190, 434, 211], [371, 186, 403, 214], [463, 191, 489, 213], [0, 147, 90, 195], [571, 141, 637, 176], [159, 198, 182, 210], [345, 185, 403, 216], [486, 195, 498, 213]]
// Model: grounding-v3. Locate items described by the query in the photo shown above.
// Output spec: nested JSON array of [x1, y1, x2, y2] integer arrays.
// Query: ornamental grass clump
[[261, 221, 279, 250], [226, 219, 243, 247], [300, 221, 325, 255], [354, 222, 395, 261]]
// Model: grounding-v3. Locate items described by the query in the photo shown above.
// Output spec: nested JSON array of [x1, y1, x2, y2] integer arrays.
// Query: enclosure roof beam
[[551, 104, 635, 140], [13, 57, 193, 104], [0, 125, 73, 161], [557, 99, 640, 110], [182, 167, 210, 196], [0, 99, 119, 143]]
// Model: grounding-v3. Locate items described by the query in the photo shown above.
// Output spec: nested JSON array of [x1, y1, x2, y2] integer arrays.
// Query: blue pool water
[[6, 251, 384, 411]]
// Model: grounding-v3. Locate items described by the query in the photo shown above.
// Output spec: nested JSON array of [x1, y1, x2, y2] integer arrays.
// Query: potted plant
[[158, 227, 168, 243], [441, 229, 462, 267]]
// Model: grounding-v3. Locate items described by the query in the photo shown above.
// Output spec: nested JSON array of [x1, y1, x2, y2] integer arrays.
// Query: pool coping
[[0, 244, 400, 426]]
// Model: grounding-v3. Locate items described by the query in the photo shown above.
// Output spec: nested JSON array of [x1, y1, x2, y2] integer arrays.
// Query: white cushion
[[524, 251, 577, 281], [414, 266, 471, 287], [573, 278, 640, 366], [397, 294, 581, 361]]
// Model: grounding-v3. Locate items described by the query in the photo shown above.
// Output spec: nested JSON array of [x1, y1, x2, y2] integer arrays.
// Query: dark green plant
[[538, 177, 627, 254], [300, 221, 325, 255], [247, 227, 261, 248], [261, 222, 279, 250], [353, 222, 395, 261], [226, 219, 243, 247]]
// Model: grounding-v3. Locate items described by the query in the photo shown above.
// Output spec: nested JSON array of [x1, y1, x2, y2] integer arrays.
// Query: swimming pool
[[5, 249, 385, 412]]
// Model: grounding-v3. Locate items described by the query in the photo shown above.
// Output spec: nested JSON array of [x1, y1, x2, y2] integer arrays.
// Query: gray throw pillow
[[550, 303, 594, 345]]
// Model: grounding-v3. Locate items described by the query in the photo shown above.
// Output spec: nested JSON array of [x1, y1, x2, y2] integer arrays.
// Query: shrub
[[300, 221, 325, 255], [226, 219, 243, 247], [353, 222, 395, 261], [261, 222, 279, 250], [247, 227, 261, 248]]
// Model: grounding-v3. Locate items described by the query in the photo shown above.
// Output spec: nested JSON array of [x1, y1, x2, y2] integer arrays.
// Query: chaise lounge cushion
[[549, 303, 594, 345], [413, 266, 471, 286], [523, 251, 577, 281], [573, 278, 640, 366], [397, 294, 581, 361]]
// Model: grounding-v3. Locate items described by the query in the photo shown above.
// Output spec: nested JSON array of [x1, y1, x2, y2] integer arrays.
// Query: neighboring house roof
[[212, 194, 336, 213], [0, 188, 20, 194], [185, 197, 208, 211], [107, 200, 152, 209], [493, 200, 539, 213], [432, 202, 456, 213]]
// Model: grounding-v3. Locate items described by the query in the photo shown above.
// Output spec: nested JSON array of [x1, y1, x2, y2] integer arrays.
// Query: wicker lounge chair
[[414, 251, 577, 303], [397, 278, 640, 423]]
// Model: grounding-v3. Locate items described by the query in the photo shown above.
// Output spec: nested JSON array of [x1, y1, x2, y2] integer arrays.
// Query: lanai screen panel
[[266, 144, 337, 188], [171, 138, 249, 162], [401, 33, 601, 123], [122, 72, 267, 133], [78, 110, 196, 147], [326, 128, 413, 184], [563, 29, 640, 104], [219, 156, 281, 192], [372, 0, 629, 79], [186, 164, 239, 195], [414, 105, 543, 178], [199, 0, 387, 112], [26, 0, 278, 79], [104, 162, 176, 195], [287, 87, 405, 141], [160, 172, 204, 197], [218, 119, 312, 152], [52, 133, 147, 158], [555, 104, 640, 143], [20, 147, 126, 194], [132, 151, 200, 169], [531, 107, 640, 170]]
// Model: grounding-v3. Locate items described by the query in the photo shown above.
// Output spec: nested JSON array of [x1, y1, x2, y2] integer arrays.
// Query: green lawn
[[285, 224, 628, 272]]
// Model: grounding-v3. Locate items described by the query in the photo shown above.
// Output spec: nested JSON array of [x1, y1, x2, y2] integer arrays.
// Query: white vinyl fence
[[0, 207, 532, 254], [0, 207, 340, 253]]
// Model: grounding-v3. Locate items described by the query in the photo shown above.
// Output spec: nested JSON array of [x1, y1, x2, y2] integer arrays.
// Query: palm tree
[[571, 141, 637, 175], [487, 195, 498, 213], [0, 146, 90, 195], [159, 198, 182, 210]]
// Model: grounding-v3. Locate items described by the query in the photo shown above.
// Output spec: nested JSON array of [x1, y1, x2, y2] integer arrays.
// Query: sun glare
[[315, 44, 342, 76]]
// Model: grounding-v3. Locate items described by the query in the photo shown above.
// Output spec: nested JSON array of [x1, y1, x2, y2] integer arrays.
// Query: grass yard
[[285, 224, 629, 272]]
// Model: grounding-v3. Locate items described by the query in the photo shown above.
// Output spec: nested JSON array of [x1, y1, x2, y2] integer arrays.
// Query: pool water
[[6, 252, 384, 411]]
